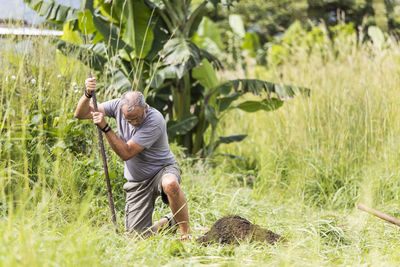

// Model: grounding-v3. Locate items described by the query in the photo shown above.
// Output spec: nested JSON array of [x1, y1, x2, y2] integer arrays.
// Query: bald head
[[120, 91, 146, 112]]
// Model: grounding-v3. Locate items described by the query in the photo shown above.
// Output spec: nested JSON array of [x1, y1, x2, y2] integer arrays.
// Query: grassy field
[[1, 28, 400, 266]]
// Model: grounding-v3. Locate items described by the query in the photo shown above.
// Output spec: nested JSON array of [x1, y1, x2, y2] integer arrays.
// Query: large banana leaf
[[233, 98, 283, 112], [160, 38, 201, 66], [108, 68, 133, 91], [144, 12, 169, 61], [206, 134, 248, 156], [57, 40, 131, 91], [192, 59, 219, 91], [56, 40, 108, 72], [78, 10, 96, 35], [23, 0, 79, 24], [99, 0, 127, 25], [123, 0, 154, 58], [185, 1, 207, 37], [155, 38, 200, 80], [84, 0, 134, 54], [207, 79, 310, 103], [215, 134, 247, 147], [217, 92, 241, 112], [153, 38, 222, 86], [167, 115, 199, 138]]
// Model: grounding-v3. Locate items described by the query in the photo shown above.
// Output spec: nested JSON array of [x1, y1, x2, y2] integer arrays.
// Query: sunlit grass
[[216, 29, 400, 264]]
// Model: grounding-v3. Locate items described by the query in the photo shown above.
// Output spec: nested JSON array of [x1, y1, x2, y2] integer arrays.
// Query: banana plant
[[146, 0, 309, 155], [23, 0, 309, 157]]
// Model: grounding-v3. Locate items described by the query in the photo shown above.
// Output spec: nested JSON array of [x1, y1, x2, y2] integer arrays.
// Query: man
[[74, 77, 190, 239]]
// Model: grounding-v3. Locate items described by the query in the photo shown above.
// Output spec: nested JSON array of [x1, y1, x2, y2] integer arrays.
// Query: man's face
[[122, 105, 147, 127]]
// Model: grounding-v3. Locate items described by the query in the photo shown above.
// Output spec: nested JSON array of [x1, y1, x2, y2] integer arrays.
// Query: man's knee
[[162, 174, 180, 197]]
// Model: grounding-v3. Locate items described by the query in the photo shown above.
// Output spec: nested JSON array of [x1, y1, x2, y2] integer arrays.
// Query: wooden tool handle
[[89, 71, 118, 233], [357, 203, 400, 227]]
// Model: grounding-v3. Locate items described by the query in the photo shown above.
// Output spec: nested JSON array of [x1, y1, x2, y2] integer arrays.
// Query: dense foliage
[[212, 0, 400, 42], [22, 0, 308, 156]]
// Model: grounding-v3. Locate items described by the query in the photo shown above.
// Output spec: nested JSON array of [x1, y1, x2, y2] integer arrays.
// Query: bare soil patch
[[196, 215, 283, 245]]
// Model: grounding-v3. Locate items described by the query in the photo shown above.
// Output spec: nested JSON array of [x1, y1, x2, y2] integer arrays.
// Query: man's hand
[[91, 111, 107, 129], [85, 77, 96, 95]]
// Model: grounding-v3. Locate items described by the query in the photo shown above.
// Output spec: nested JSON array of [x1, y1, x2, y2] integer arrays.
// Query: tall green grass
[[1, 27, 399, 266], [219, 30, 400, 208]]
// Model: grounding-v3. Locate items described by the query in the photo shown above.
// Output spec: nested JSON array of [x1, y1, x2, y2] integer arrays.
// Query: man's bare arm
[[91, 111, 144, 160], [74, 77, 105, 119], [104, 129, 144, 160]]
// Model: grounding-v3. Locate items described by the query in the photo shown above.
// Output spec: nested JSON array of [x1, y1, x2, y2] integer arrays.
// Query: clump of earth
[[196, 215, 283, 245]]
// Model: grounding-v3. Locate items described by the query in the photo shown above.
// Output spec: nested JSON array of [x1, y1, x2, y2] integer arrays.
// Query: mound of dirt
[[196, 215, 283, 245]]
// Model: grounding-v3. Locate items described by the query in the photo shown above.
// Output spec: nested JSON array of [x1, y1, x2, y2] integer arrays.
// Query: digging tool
[[357, 203, 400, 227], [89, 71, 118, 233]]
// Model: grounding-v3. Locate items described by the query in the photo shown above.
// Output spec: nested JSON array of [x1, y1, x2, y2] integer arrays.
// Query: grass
[[1, 26, 400, 266]]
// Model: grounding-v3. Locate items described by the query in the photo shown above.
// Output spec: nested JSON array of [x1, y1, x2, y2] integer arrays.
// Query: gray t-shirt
[[102, 98, 176, 182]]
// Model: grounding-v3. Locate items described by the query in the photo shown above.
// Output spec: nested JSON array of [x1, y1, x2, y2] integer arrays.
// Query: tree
[[23, 0, 309, 157], [209, 0, 400, 45]]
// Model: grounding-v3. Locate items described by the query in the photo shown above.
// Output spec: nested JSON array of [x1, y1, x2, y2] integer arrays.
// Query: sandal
[[180, 234, 192, 242], [164, 213, 177, 228]]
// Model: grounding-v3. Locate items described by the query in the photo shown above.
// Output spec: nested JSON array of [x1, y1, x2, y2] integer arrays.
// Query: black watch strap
[[101, 124, 111, 133], [84, 90, 92, 98]]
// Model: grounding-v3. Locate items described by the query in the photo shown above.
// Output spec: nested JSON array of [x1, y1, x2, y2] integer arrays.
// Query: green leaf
[[37, 1, 53, 16], [216, 153, 245, 161], [213, 134, 247, 154], [167, 115, 199, 138], [158, 37, 221, 80], [24, 0, 79, 25], [54, 5, 70, 23], [198, 48, 223, 69], [78, 10, 96, 35], [145, 14, 169, 61], [242, 32, 260, 56], [25, 0, 43, 10], [66, 8, 79, 22], [195, 16, 223, 49], [84, 0, 134, 54], [209, 79, 310, 101], [150, 73, 166, 88], [185, 2, 208, 37], [161, 38, 201, 65], [109, 69, 132, 91], [204, 105, 218, 128], [217, 134, 247, 145], [229, 14, 245, 38], [98, 0, 125, 24], [123, 0, 154, 58], [155, 64, 185, 82], [233, 98, 283, 113], [192, 59, 219, 90], [92, 31, 105, 43], [47, 4, 60, 21], [218, 92, 241, 112], [57, 40, 108, 72], [61, 21, 84, 45]]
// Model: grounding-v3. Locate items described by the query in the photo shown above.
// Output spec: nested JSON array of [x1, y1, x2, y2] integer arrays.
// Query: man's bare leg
[[161, 174, 190, 235], [151, 217, 169, 232]]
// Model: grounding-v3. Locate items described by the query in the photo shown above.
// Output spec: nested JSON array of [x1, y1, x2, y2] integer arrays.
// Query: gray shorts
[[122, 164, 181, 233]]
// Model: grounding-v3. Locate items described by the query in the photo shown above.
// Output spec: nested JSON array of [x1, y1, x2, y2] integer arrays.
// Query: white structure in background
[[0, 0, 80, 36], [0, 27, 62, 36]]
